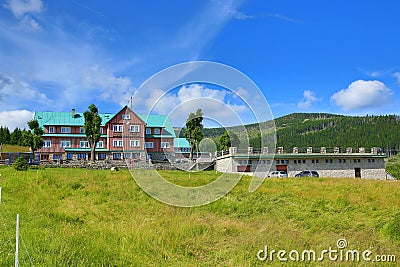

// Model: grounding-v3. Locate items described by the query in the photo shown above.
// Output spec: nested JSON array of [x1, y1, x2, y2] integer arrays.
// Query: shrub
[[13, 156, 29, 171]]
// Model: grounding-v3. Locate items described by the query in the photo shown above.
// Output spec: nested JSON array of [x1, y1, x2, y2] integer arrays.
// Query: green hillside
[[200, 113, 400, 152]]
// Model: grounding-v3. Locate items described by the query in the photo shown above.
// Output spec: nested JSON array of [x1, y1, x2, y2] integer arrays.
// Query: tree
[[184, 109, 204, 161], [13, 156, 28, 171], [21, 120, 44, 157], [84, 104, 102, 162], [10, 127, 22, 145], [219, 131, 239, 151]]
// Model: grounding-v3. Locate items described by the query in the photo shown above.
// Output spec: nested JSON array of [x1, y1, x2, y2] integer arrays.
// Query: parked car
[[268, 171, 288, 178], [295, 170, 319, 177]]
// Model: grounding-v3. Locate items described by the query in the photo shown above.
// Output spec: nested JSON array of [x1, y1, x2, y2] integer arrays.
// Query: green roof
[[174, 138, 190, 148], [34, 108, 176, 138], [35, 112, 113, 127]]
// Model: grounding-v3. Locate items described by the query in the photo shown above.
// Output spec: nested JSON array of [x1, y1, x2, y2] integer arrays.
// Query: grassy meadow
[[0, 167, 399, 266]]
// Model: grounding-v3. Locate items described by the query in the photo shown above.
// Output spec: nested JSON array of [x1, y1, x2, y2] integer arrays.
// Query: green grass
[[0, 144, 30, 152], [0, 167, 399, 266]]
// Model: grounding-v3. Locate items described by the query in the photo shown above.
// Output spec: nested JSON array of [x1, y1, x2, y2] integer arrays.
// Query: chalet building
[[216, 147, 388, 179], [35, 106, 178, 162]]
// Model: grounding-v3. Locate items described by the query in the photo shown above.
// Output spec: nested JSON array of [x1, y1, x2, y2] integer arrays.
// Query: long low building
[[215, 147, 388, 179]]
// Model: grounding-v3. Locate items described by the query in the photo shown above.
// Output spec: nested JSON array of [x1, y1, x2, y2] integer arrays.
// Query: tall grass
[[0, 167, 399, 266]]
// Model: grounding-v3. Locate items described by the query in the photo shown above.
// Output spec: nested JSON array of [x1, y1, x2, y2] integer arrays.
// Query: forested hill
[[274, 113, 400, 150], [200, 113, 400, 151]]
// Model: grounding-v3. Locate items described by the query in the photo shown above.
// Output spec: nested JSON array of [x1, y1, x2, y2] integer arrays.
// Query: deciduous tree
[[84, 104, 102, 162], [184, 109, 204, 161]]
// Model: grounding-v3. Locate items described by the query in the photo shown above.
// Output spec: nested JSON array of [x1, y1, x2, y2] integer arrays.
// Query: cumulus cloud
[[0, 110, 34, 130], [142, 83, 250, 127], [331, 80, 393, 111], [297, 90, 321, 109]]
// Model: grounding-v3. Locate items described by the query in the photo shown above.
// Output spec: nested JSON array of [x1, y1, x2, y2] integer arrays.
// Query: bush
[[13, 156, 29, 171]]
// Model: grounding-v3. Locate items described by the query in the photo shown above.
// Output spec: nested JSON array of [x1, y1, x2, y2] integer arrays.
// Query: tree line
[[0, 126, 25, 146]]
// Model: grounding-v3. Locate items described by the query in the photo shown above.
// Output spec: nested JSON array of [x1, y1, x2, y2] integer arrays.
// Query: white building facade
[[216, 147, 387, 179]]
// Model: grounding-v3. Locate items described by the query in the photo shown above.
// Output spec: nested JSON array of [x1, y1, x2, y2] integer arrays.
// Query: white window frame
[[80, 127, 85, 133], [161, 142, 170, 149], [113, 140, 123, 147], [61, 127, 71, 133], [145, 142, 154, 148], [130, 140, 140, 147], [80, 141, 89, 148], [113, 125, 123, 132], [43, 140, 51, 148], [146, 128, 151, 134], [154, 128, 161, 135], [130, 125, 140, 133], [48, 127, 55, 133], [122, 114, 131, 120], [96, 141, 104, 148], [99, 128, 104, 134], [60, 140, 71, 148]]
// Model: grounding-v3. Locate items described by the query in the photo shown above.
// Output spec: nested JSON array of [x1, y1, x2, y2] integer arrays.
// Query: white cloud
[[394, 72, 400, 85], [84, 66, 134, 107], [4, 0, 44, 30], [0, 110, 34, 130], [5, 0, 43, 17], [0, 73, 51, 110], [297, 90, 321, 109], [331, 80, 393, 111]]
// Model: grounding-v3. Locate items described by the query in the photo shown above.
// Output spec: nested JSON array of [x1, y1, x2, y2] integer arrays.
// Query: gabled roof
[[34, 107, 177, 138]]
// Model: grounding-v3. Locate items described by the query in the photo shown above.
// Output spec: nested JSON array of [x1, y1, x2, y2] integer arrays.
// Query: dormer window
[[146, 128, 151, 134], [154, 128, 161, 135]]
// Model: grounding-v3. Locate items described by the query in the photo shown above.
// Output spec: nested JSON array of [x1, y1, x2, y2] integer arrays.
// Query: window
[[312, 159, 315, 163], [43, 140, 51, 148], [145, 142, 154, 148], [113, 140, 123, 147], [60, 127, 69, 133], [302, 160, 306, 163], [49, 127, 55, 133], [113, 153, 121, 160], [78, 153, 86, 160], [248, 160, 252, 164], [60, 140, 71, 148], [281, 160, 284, 164], [61, 127, 71, 133], [154, 128, 161, 134], [124, 153, 131, 159], [98, 153, 106, 160], [122, 114, 130, 119], [113, 125, 123, 132], [53, 154, 62, 160], [99, 128, 104, 134], [129, 125, 140, 132], [96, 141, 103, 148], [316, 159, 319, 163], [325, 159, 329, 163], [80, 141, 89, 148], [285, 160, 289, 164], [276, 160, 279, 164], [146, 128, 151, 134], [80, 127, 85, 133], [343, 159, 346, 163], [161, 142, 170, 148], [130, 140, 140, 147], [67, 153, 73, 160], [330, 159, 333, 163], [147, 154, 152, 160], [163, 154, 168, 160], [266, 160, 271, 164], [294, 160, 297, 164]]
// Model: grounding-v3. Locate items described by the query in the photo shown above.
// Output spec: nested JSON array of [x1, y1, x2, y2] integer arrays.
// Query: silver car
[[268, 171, 288, 178]]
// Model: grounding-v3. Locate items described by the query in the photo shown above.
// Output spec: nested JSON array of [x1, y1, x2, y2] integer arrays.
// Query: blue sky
[[0, 0, 400, 130]]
